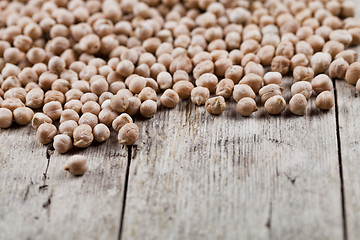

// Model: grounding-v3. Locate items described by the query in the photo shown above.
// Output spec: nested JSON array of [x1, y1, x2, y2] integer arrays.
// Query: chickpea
[[140, 100, 157, 118], [216, 78, 234, 99], [1, 97, 25, 111], [110, 94, 129, 113], [32, 113, 52, 130], [315, 91, 334, 110], [44, 90, 65, 105], [90, 78, 109, 96], [190, 87, 209, 106], [79, 34, 101, 54], [271, 56, 290, 75], [289, 94, 307, 116], [173, 70, 189, 83], [118, 123, 139, 145], [52, 79, 71, 94], [112, 113, 133, 132], [239, 73, 263, 94], [36, 123, 57, 145], [73, 124, 94, 148], [3, 48, 24, 64], [311, 74, 333, 93], [276, 41, 294, 59], [139, 87, 157, 102], [0, 108, 13, 129], [13, 107, 34, 125], [2, 76, 21, 92], [335, 50, 358, 65], [205, 96, 226, 115], [306, 35, 325, 53], [291, 81, 313, 100], [78, 112, 98, 129], [64, 155, 88, 176], [259, 84, 283, 103], [214, 58, 232, 77], [263, 72, 282, 86], [160, 89, 179, 108], [125, 96, 141, 116], [38, 72, 58, 91], [293, 66, 314, 82], [173, 80, 194, 99], [193, 60, 214, 80], [59, 120, 78, 138], [264, 95, 286, 115], [257, 45, 275, 66], [18, 67, 38, 86], [93, 123, 111, 143], [116, 60, 135, 78], [64, 99, 82, 113], [345, 62, 360, 85], [290, 53, 309, 70], [329, 58, 349, 80], [4, 87, 27, 103], [311, 52, 332, 75], [157, 72, 173, 90], [43, 101, 62, 121], [53, 134, 73, 154], [80, 92, 98, 104], [236, 97, 258, 117], [356, 79, 360, 93], [224, 65, 243, 84], [128, 76, 147, 94]]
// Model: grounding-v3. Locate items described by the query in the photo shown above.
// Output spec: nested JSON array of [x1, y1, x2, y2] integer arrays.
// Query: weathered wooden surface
[[336, 60, 360, 240], [121, 77, 343, 240], [0, 128, 128, 240]]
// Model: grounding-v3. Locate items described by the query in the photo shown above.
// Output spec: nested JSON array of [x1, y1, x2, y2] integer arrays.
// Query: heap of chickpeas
[[0, 0, 360, 175]]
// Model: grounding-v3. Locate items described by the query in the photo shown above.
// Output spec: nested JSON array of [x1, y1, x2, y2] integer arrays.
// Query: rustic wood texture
[[336, 46, 360, 240], [121, 77, 343, 240], [0, 128, 129, 240]]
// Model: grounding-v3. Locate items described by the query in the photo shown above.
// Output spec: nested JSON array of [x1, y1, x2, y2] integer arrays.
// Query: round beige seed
[[160, 89, 180, 108], [264, 95, 286, 115], [53, 134, 73, 154], [64, 155, 88, 176], [78, 112, 98, 129], [289, 93, 308, 116], [43, 101, 63, 121], [118, 123, 139, 145], [205, 96, 226, 115], [0, 108, 13, 128], [173, 80, 194, 99], [315, 91, 334, 110], [73, 124, 94, 148], [329, 58, 349, 79], [291, 81, 313, 99], [236, 97, 258, 117], [259, 84, 283, 103], [216, 78, 234, 99], [58, 120, 78, 138], [93, 123, 111, 143], [112, 113, 133, 132], [191, 87, 210, 106], [110, 94, 129, 113], [32, 113, 52, 130], [263, 72, 282, 86], [13, 107, 34, 125], [36, 123, 57, 145], [140, 100, 157, 118], [312, 74, 334, 93], [345, 62, 360, 85]]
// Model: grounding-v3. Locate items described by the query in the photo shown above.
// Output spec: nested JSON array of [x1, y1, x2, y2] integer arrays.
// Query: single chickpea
[[139, 87, 157, 102], [79, 112, 98, 129], [90, 78, 109, 96], [323, 40, 345, 59], [329, 30, 353, 47], [264, 95, 286, 115], [2, 76, 21, 92], [311, 52, 332, 75], [80, 92, 98, 104], [191, 87, 210, 106], [345, 62, 360, 85], [315, 91, 334, 110], [329, 58, 349, 79], [3, 48, 24, 64], [193, 60, 214, 80], [236, 97, 258, 117], [48, 56, 65, 75], [110, 94, 129, 113], [52, 79, 71, 94], [257, 45, 275, 66], [241, 53, 260, 67], [73, 124, 94, 148], [232, 84, 256, 102], [38, 72, 58, 91], [59, 120, 78, 138], [291, 81, 313, 99], [173, 80, 194, 99], [140, 100, 157, 118], [239, 73, 263, 94], [129, 76, 147, 94], [311, 74, 333, 93], [82, 101, 101, 116], [0, 108, 13, 128], [18, 67, 37, 87], [121, 96, 140, 116], [157, 72, 173, 90], [36, 123, 57, 145], [64, 155, 88, 176], [271, 56, 290, 75], [43, 101, 62, 121], [293, 66, 314, 82], [32, 113, 52, 130], [26, 47, 46, 64], [160, 89, 180, 108], [225, 65, 243, 84], [44, 90, 65, 105], [205, 96, 226, 115], [112, 113, 133, 132], [306, 35, 325, 52], [335, 50, 358, 65], [290, 53, 309, 70], [79, 34, 101, 54], [118, 123, 139, 145], [53, 134, 73, 154], [13, 107, 34, 125], [259, 84, 283, 103], [276, 41, 294, 59], [196, 73, 218, 93], [173, 70, 189, 83], [64, 99, 83, 113], [1, 97, 25, 111], [116, 60, 135, 78], [93, 123, 111, 143], [263, 72, 282, 86], [214, 58, 233, 77], [295, 41, 313, 59], [60, 109, 79, 123], [216, 78, 234, 99], [289, 94, 307, 116], [4, 87, 27, 103]]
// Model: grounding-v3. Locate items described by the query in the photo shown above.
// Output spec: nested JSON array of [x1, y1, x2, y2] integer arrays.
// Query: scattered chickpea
[[345, 62, 360, 85], [79, 112, 98, 129], [311, 52, 332, 74], [264, 95, 286, 115], [289, 93, 308, 116], [315, 91, 335, 110], [110, 94, 129, 113], [53, 134, 73, 154], [293, 66, 314, 82], [64, 155, 88, 176], [205, 96, 226, 115], [216, 78, 234, 99], [236, 97, 258, 117], [173, 80, 194, 99], [112, 113, 133, 132], [160, 89, 180, 108], [118, 123, 139, 145], [36, 123, 57, 145], [2, 97, 25, 111], [13, 107, 34, 125], [263, 72, 282, 86], [239, 73, 263, 94], [191, 87, 210, 106], [271, 56, 291, 75], [259, 84, 283, 103], [140, 100, 157, 118], [43, 101, 62, 121], [139, 87, 157, 102], [312, 74, 333, 94], [93, 123, 111, 143], [73, 124, 94, 148], [32, 113, 52, 130], [0, 108, 13, 128], [59, 120, 78, 138], [291, 81, 313, 100]]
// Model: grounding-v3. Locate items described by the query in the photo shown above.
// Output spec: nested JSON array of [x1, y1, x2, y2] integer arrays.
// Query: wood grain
[[335, 53, 360, 240], [121, 76, 343, 240], [0, 128, 128, 240]]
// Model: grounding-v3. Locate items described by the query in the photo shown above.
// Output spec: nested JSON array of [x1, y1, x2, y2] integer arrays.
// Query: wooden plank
[[121, 76, 343, 239], [335, 47, 360, 240], [0, 128, 128, 240]]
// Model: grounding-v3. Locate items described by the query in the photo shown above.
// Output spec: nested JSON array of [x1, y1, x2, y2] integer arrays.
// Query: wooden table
[[1, 9, 360, 240]]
